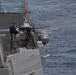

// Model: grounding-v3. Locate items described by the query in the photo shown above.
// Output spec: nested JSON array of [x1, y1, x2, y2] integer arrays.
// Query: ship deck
[[0, 13, 24, 55]]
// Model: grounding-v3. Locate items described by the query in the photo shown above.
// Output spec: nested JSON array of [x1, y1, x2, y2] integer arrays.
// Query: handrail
[[0, 1, 24, 13], [0, 38, 5, 67]]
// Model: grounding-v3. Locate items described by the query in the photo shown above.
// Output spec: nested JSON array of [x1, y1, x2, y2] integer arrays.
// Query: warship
[[0, 0, 49, 75]]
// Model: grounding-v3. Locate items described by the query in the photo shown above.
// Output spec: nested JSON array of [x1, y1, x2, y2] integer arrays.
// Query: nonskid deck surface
[[0, 13, 24, 54]]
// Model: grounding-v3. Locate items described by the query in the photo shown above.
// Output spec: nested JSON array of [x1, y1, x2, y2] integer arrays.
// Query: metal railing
[[0, 38, 5, 67], [0, 1, 24, 13]]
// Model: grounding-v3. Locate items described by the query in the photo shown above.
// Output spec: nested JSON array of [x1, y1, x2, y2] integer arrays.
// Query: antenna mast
[[25, 0, 28, 8], [23, 0, 28, 20]]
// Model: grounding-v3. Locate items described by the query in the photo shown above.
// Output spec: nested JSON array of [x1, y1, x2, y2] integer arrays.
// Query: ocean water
[[1, 0, 76, 75]]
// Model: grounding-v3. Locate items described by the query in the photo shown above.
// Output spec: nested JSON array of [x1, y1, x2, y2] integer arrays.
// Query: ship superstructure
[[0, 0, 49, 75]]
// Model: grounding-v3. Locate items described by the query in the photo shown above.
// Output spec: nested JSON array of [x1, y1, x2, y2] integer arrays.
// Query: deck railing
[[0, 1, 24, 13], [0, 38, 5, 67]]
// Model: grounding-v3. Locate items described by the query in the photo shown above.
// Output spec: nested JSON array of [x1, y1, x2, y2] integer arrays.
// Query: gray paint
[[0, 68, 9, 75], [6, 49, 44, 75]]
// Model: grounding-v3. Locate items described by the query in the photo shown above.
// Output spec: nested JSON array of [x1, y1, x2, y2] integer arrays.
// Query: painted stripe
[[0, 34, 6, 36], [0, 29, 9, 32]]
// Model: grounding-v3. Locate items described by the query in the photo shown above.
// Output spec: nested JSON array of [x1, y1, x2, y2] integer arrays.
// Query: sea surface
[[0, 0, 76, 75]]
